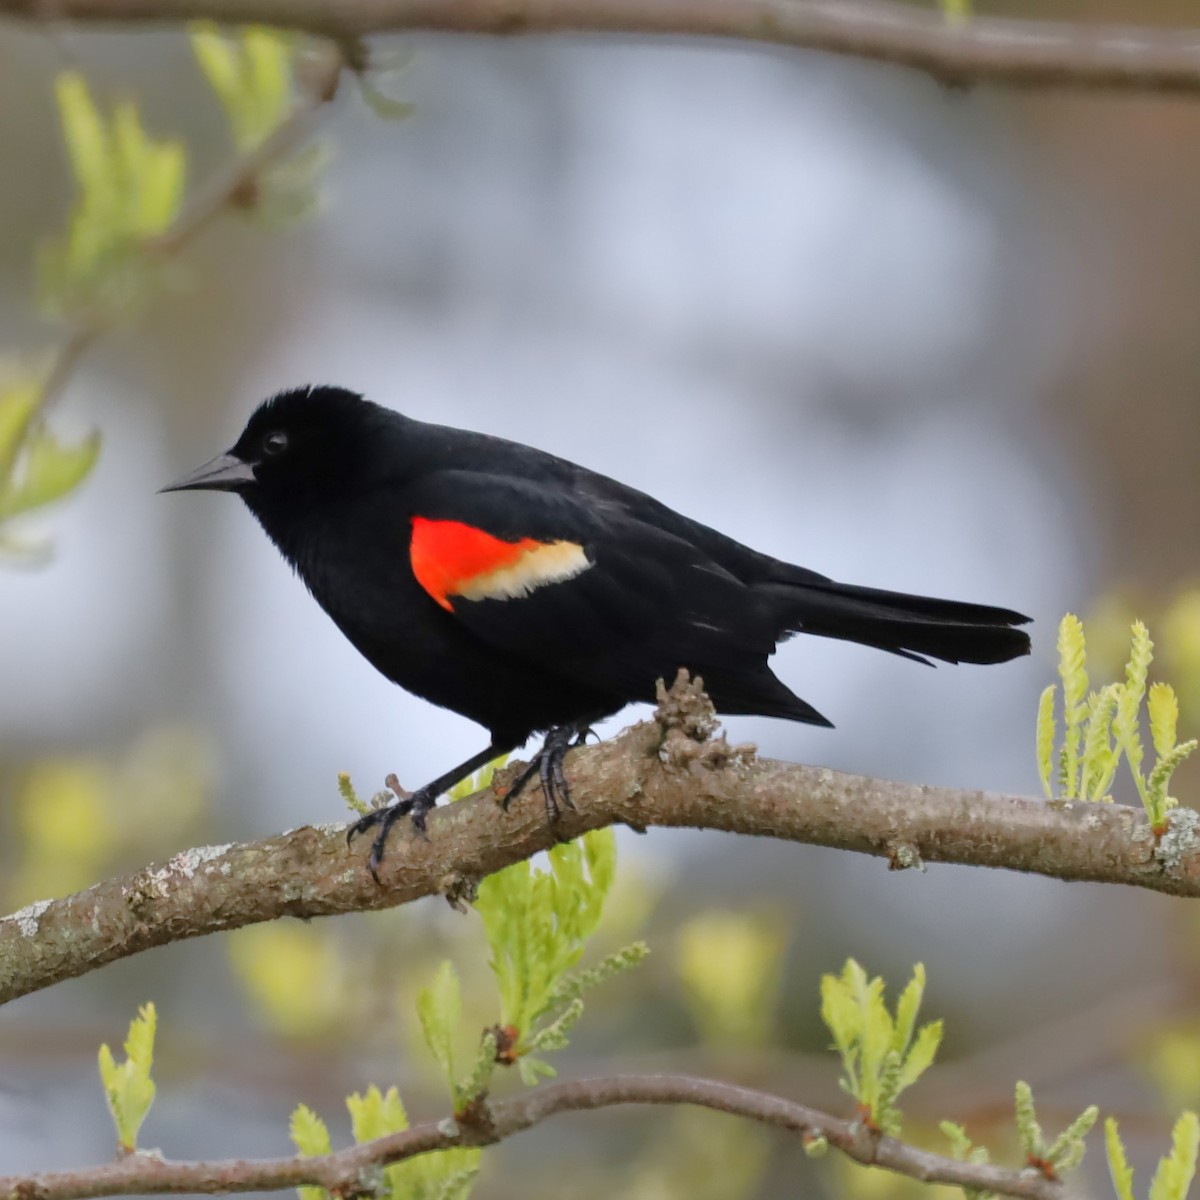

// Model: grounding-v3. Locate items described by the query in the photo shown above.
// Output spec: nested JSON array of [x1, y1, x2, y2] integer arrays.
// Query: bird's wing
[[403, 470, 777, 700]]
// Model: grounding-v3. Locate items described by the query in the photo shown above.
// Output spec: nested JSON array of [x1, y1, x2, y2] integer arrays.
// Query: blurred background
[[3, 1, 1200, 1195]]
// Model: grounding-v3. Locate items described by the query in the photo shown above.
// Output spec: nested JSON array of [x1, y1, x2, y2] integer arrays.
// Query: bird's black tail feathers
[[770, 578, 1032, 666]]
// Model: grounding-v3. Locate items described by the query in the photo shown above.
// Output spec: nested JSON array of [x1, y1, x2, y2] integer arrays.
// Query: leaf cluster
[[189, 23, 326, 226], [190, 25, 295, 151], [938, 1086, 1096, 1200], [1108, 1112, 1200, 1200], [940, 1120, 994, 1200], [38, 71, 186, 322], [475, 825, 647, 1082], [0, 373, 99, 559], [820, 959, 942, 1136], [1037, 615, 1196, 828], [414, 960, 501, 1113], [291, 1086, 479, 1200], [97, 1001, 157, 1154], [6, 23, 338, 557], [1013, 1080, 1097, 1179]]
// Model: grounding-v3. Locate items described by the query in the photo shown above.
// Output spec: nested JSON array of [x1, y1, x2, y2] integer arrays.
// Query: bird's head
[[161, 385, 397, 513]]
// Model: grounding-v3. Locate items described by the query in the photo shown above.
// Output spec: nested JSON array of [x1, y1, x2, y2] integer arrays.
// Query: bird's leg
[[502, 723, 586, 821], [348, 742, 507, 882]]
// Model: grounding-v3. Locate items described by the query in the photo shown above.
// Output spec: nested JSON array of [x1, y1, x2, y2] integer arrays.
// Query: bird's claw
[[502, 725, 578, 821], [347, 785, 435, 883], [539, 738, 574, 820]]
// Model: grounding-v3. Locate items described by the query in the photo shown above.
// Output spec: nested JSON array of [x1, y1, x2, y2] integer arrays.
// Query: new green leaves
[[290, 1087, 480, 1200], [1108, 1112, 1200, 1200], [290, 1105, 332, 1200], [1039, 613, 1092, 799], [413, 960, 514, 1118], [1013, 1080, 1096, 1178], [413, 959, 501, 1119], [97, 1001, 157, 1154], [475, 826, 647, 1083], [478, 827, 612, 1036], [1038, 615, 1196, 828], [0, 374, 99, 554], [938, 1084, 1095, 1200], [416, 960, 476, 1108], [940, 1120, 994, 1200], [190, 25, 295, 151], [39, 71, 186, 321], [820, 959, 942, 1136], [189, 24, 327, 226]]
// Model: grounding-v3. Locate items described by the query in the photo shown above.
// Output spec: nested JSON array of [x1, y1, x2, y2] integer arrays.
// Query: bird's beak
[[159, 452, 256, 494]]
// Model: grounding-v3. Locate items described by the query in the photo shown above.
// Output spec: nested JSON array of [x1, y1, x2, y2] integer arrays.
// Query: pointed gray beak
[[159, 452, 257, 494]]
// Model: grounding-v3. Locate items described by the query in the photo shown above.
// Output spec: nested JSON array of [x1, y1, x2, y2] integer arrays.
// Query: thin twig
[[6, 0, 1200, 97], [0, 1071, 1073, 1200], [31, 326, 101, 426], [1, 674, 1196, 1008]]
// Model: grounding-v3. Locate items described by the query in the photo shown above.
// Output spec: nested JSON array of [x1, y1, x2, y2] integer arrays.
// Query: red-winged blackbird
[[164, 385, 1031, 874]]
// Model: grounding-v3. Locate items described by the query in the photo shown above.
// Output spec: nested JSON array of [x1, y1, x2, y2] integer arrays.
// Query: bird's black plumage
[[164, 385, 1031, 872]]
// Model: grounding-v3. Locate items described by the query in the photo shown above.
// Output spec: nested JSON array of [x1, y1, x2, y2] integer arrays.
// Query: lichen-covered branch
[[6, 0, 1200, 98], [0, 1071, 1072, 1200], [1, 673, 1197, 1008]]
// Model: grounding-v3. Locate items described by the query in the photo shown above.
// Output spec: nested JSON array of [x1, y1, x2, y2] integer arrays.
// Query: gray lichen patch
[[168, 843, 234, 879], [887, 841, 926, 872], [1154, 806, 1200, 875], [5, 898, 53, 938]]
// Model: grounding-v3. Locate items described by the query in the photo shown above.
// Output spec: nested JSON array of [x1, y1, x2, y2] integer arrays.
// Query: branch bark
[[2, 673, 1198, 1008], [0, 1071, 1072, 1200], [7, 0, 1200, 98]]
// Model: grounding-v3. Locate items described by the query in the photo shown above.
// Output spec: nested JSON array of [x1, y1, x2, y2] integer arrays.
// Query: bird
[[163, 385, 1031, 876]]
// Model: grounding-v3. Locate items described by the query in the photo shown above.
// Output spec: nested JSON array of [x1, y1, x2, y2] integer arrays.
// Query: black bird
[[164, 385, 1031, 873]]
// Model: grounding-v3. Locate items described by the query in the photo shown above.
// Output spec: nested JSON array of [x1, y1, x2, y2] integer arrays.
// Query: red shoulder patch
[[411, 517, 590, 611]]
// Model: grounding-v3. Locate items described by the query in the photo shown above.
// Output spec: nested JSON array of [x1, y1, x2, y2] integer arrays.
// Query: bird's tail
[[769, 577, 1031, 666]]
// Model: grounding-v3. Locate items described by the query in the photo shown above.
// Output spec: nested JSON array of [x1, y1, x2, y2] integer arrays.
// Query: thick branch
[[7, 0, 1200, 97], [0, 1071, 1071, 1200], [1, 673, 1198, 1007]]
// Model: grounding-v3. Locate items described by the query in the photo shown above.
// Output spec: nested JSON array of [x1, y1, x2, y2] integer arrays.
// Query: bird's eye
[[262, 431, 289, 457]]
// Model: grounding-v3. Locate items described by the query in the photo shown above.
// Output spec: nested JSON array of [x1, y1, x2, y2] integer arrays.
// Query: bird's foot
[[503, 724, 579, 821], [347, 778, 437, 883]]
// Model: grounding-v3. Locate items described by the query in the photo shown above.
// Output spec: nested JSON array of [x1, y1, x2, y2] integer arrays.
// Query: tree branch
[[1, 673, 1197, 1008], [0, 1071, 1074, 1200], [6, 0, 1200, 98]]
